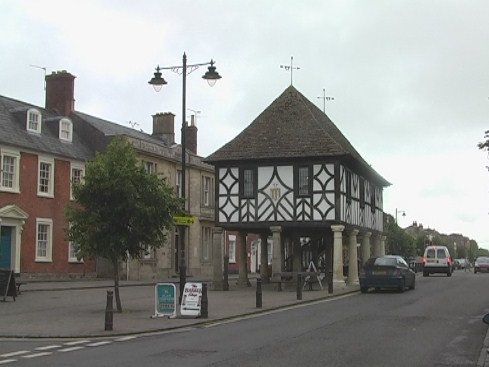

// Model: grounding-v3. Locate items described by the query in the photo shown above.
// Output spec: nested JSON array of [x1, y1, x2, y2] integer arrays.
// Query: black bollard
[[201, 283, 208, 318], [223, 255, 229, 291], [328, 271, 333, 294], [256, 278, 262, 308], [105, 290, 114, 331], [297, 273, 303, 300]]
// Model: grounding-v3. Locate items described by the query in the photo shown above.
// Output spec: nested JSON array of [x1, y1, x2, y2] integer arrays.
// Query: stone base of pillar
[[347, 279, 359, 286]]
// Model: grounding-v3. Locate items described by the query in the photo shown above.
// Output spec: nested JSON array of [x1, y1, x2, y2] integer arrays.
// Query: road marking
[[21, 352, 52, 358], [116, 336, 137, 341], [87, 341, 112, 347], [0, 360, 16, 365], [0, 350, 30, 357], [58, 346, 85, 353], [64, 340, 90, 346], [36, 345, 61, 351]]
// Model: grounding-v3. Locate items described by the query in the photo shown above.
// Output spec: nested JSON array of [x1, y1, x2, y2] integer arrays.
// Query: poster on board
[[180, 282, 202, 317], [152, 283, 177, 318]]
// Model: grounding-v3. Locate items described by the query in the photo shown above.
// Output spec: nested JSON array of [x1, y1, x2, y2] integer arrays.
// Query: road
[[1, 270, 489, 367]]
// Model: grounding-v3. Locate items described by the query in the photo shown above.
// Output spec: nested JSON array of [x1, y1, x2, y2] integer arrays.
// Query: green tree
[[65, 137, 182, 312], [384, 216, 416, 258]]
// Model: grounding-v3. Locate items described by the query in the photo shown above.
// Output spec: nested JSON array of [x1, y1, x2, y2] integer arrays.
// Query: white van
[[422, 245, 453, 277]]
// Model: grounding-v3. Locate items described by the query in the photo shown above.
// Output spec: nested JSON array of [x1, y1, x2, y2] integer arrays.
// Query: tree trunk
[[113, 259, 122, 313]]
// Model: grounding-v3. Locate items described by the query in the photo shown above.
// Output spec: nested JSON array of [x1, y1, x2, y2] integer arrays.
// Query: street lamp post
[[149, 53, 221, 304], [395, 208, 406, 224]]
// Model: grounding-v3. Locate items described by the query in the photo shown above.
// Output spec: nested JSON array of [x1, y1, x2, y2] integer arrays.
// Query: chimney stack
[[152, 112, 175, 145], [45, 71, 76, 116], [186, 114, 198, 155]]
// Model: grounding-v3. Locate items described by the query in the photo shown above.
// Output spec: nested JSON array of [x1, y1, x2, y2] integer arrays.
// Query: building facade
[[0, 71, 216, 280], [206, 86, 390, 289]]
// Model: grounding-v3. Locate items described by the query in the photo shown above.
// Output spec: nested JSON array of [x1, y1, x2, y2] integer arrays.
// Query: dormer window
[[27, 108, 42, 133], [59, 118, 73, 142]]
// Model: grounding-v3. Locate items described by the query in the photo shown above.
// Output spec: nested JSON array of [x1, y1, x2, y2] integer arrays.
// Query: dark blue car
[[359, 255, 416, 293]]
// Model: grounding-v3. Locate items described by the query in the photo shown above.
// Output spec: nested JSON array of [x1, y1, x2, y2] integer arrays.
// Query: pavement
[[0, 275, 359, 339]]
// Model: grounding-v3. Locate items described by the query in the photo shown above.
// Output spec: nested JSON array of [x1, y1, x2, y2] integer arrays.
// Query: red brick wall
[[0, 151, 96, 277]]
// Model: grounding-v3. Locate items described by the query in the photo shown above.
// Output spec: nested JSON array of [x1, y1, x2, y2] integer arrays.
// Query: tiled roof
[[0, 95, 93, 160], [206, 86, 389, 186]]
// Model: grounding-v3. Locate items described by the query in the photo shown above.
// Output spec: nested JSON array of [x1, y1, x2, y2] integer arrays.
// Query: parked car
[[422, 245, 453, 277], [359, 255, 415, 293], [474, 257, 489, 273]]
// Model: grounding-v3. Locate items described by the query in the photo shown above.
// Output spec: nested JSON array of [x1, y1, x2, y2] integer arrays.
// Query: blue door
[[0, 226, 12, 269]]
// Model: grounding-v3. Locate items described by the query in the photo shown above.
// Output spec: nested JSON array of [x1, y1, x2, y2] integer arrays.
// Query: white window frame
[[228, 235, 236, 263], [0, 148, 20, 193], [143, 160, 157, 175], [70, 162, 85, 200], [68, 241, 83, 263], [59, 118, 73, 142], [176, 169, 182, 197], [36, 218, 53, 262], [202, 226, 211, 261], [38, 156, 55, 197], [27, 108, 42, 133], [202, 175, 213, 207]]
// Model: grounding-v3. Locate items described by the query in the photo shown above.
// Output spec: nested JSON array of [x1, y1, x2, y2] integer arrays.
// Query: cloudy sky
[[1, 1, 488, 249]]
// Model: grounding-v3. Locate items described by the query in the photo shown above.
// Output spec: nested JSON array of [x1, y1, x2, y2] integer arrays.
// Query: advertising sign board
[[180, 282, 202, 317], [152, 283, 177, 318]]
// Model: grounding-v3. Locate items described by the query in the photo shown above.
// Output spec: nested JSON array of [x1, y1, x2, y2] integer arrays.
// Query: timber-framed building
[[206, 86, 390, 289]]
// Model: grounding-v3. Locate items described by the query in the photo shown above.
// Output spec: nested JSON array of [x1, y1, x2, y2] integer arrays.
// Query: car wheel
[[360, 286, 368, 293], [398, 278, 405, 293], [475, 269, 478, 274], [423, 271, 428, 277]]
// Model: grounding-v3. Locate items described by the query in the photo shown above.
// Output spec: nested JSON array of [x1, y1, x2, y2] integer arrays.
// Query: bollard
[[223, 255, 229, 291], [104, 290, 114, 331], [201, 283, 208, 318], [256, 278, 262, 308], [297, 273, 303, 300], [328, 271, 333, 294]]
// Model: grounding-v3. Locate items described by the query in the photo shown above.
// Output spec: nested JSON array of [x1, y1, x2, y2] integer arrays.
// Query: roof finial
[[317, 88, 335, 113], [280, 56, 300, 86]]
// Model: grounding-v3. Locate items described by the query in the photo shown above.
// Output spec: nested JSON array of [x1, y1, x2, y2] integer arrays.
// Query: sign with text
[[180, 282, 202, 317], [173, 215, 195, 225], [152, 283, 176, 318]]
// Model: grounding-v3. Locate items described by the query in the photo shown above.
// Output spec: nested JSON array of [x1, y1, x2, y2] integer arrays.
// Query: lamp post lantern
[[149, 52, 221, 303], [395, 208, 406, 224]]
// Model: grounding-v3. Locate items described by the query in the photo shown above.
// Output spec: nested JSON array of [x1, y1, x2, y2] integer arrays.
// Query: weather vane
[[317, 88, 334, 113], [280, 56, 300, 86]]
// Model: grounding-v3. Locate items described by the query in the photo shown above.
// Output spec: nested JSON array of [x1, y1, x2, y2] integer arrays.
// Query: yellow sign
[[173, 216, 195, 225]]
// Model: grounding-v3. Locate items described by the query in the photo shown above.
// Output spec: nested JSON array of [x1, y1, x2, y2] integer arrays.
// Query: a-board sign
[[0, 268, 17, 302], [152, 283, 177, 318], [180, 282, 202, 317]]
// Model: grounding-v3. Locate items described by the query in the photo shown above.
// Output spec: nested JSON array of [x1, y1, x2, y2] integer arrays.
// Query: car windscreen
[[373, 257, 397, 266], [436, 249, 446, 259], [477, 257, 489, 263]]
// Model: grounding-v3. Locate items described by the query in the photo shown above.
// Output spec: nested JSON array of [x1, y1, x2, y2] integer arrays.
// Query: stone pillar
[[361, 231, 372, 264], [331, 225, 345, 284], [270, 226, 282, 281], [237, 231, 251, 287], [372, 234, 381, 257], [380, 235, 387, 256], [211, 227, 224, 290], [260, 232, 270, 283], [347, 229, 359, 285]]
